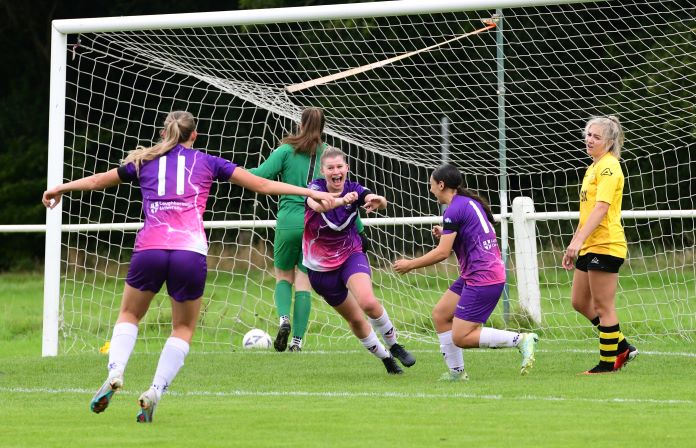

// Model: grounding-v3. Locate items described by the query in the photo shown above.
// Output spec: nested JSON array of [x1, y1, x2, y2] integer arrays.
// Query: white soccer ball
[[242, 329, 273, 350]]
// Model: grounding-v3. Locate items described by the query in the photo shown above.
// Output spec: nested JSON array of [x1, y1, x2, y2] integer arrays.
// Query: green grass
[[53, 262, 696, 353], [1, 273, 695, 447]]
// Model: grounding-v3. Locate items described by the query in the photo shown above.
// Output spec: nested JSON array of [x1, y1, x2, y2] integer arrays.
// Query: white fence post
[[512, 196, 541, 324]]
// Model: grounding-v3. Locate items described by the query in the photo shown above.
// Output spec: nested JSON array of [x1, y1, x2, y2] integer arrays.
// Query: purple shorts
[[307, 252, 372, 307], [449, 277, 505, 323], [126, 249, 207, 302]]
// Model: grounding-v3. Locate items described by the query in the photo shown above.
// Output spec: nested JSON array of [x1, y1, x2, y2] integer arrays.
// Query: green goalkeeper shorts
[[273, 227, 307, 273]]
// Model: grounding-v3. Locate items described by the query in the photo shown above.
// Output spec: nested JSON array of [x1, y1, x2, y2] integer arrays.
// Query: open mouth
[[330, 174, 343, 188]]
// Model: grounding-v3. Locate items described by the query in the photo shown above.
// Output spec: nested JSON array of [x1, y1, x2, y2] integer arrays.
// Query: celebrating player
[[562, 115, 637, 374], [250, 107, 370, 352], [303, 147, 415, 374], [393, 163, 538, 380], [42, 111, 335, 422]]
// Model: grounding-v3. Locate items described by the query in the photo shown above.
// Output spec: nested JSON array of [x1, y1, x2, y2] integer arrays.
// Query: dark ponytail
[[431, 163, 495, 223], [281, 107, 325, 155]]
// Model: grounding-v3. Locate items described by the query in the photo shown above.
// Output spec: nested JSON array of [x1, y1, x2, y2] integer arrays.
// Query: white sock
[[438, 330, 465, 373], [151, 337, 190, 400], [291, 336, 303, 348], [359, 330, 390, 359], [478, 327, 521, 348], [368, 310, 397, 347], [279, 315, 290, 326], [107, 322, 138, 376]]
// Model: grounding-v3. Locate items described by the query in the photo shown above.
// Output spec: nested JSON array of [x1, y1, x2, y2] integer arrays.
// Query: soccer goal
[[42, 0, 695, 356]]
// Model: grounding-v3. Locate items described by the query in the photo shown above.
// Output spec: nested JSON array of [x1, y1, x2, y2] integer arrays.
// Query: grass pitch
[[0, 273, 694, 447]]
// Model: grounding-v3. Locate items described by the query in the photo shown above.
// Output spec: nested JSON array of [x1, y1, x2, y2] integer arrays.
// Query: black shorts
[[575, 253, 624, 274]]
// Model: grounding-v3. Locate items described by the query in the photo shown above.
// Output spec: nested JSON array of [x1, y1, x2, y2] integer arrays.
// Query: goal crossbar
[[51, 0, 597, 34]]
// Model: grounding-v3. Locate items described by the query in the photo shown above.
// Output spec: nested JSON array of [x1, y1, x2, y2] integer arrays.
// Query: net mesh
[[58, 0, 695, 353]]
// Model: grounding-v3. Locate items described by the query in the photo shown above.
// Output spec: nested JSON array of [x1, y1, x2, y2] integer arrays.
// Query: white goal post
[[38, 0, 695, 356]]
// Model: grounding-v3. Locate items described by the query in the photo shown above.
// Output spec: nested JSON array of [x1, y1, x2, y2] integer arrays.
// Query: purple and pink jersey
[[302, 179, 368, 272], [442, 194, 506, 286], [118, 144, 236, 255]]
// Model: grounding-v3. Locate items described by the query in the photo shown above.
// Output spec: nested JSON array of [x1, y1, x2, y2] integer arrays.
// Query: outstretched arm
[[307, 191, 358, 213], [393, 232, 456, 274], [231, 167, 335, 206], [42, 168, 122, 209]]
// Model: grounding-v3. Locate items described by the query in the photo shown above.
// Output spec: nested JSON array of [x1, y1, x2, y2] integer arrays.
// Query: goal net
[[47, 0, 695, 354]]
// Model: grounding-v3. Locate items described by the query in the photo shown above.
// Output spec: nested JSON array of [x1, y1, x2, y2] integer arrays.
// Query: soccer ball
[[242, 329, 273, 349]]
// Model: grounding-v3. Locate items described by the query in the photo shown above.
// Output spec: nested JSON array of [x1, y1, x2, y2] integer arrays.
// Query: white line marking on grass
[[1, 387, 692, 405], [222, 348, 696, 358]]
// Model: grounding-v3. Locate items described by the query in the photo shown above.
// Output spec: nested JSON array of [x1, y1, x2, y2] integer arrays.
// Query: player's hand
[[42, 188, 63, 209], [392, 259, 412, 274], [432, 225, 443, 239], [562, 240, 581, 270], [362, 194, 384, 213], [342, 191, 359, 205], [311, 190, 336, 208]]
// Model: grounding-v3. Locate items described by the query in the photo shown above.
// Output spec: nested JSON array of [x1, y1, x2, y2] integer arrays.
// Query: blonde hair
[[123, 111, 196, 173], [320, 146, 346, 165], [584, 115, 624, 159], [281, 107, 325, 155]]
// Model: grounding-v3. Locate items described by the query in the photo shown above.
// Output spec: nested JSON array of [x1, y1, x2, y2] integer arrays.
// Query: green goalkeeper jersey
[[250, 143, 365, 232], [250, 143, 325, 230]]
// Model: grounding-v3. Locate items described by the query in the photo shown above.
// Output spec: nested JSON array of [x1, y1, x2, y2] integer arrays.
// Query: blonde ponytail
[[584, 115, 624, 159], [123, 111, 196, 174]]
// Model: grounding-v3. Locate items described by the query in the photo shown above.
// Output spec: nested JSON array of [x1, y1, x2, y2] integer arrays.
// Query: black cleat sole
[[274, 322, 291, 352], [382, 356, 404, 375]]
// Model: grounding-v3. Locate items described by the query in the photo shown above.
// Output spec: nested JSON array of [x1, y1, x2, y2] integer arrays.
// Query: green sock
[[292, 291, 312, 338], [274, 280, 292, 318]]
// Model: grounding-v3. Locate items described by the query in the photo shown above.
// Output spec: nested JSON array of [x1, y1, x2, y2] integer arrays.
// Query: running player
[[393, 163, 538, 380], [42, 111, 335, 422], [303, 147, 415, 374]]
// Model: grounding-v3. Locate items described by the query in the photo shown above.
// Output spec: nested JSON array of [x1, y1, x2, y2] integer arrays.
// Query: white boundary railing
[[511, 197, 696, 324], [4, 208, 694, 235]]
